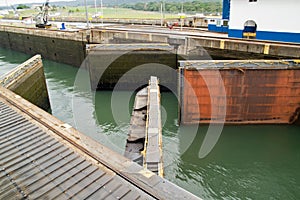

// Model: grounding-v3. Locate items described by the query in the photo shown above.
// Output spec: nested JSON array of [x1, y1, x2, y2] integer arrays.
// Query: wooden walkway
[[0, 86, 200, 200]]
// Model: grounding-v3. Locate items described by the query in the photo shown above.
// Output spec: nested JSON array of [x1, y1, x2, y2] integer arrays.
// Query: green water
[[0, 48, 300, 199]]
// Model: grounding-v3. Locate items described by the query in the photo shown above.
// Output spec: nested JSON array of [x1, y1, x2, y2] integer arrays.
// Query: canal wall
[[0, 25, 87, 67], [63, 17, 167, 26], [179, 60, 300, 124], [0, 25, 299, 70], [3, 16, 174, 27], [0, 55, 50, 111], [86, 44, 177, 90], [90, 29, 300, 59]]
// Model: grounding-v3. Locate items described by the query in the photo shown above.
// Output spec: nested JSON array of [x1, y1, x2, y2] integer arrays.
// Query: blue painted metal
[[256, 31, 300, 43], [222, 26, 229, 33], [229, 28, 300, 43], [60, 22, 66, 30], [209, 23, 228, 33], [208, 24, 217, 32], [244, 26, 256, 33], [222, 0, 230, 20], [215, 26, 222, 32], [228, 29, 243, 38]]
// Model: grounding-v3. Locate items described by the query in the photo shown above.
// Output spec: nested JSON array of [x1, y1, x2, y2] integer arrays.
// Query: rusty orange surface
[[181, 68, 300, 124]]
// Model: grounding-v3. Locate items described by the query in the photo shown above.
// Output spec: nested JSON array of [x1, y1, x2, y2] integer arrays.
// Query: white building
[[228, 0, 300, 43]]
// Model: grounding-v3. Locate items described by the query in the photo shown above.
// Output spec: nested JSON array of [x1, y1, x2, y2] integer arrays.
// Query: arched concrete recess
[[243, 20, 257, 39]]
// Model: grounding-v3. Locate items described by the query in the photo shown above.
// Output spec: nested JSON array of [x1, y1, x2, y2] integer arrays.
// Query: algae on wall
[[0, 55, 51, 112], [0, 26, 87, 67]]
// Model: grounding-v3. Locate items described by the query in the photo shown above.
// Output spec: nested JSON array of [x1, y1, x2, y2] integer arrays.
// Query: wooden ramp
[[0, 86, 200, 200]]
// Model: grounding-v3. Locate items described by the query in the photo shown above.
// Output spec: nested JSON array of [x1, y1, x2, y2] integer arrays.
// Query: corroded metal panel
[[180, 60, 300, 124]]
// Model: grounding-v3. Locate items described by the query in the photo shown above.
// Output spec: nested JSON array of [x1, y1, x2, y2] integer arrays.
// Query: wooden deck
[[0, 86, 200, 199]]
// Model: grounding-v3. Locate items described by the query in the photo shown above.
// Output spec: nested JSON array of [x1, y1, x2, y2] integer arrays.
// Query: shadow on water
[[94, 91, 135, 127], [43, 60, 131, 154]]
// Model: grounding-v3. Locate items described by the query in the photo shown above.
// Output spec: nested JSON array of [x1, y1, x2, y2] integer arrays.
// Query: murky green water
[[1, 48, 300, 199]]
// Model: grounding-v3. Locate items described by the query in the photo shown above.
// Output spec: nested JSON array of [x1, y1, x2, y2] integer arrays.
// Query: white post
[[84, 0, 89, 28], [100, 0, 103, 24], [94, 0, 98, 15], [160, 1, 163, 26], [163, 1, 165, 20], [181, 1, 183, 13], [180, 1, 184, 31]]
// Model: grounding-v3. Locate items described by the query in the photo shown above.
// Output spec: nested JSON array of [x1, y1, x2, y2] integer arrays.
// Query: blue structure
[[222, 0, 230, 20], [60, 22, 66, 30], [207, 0, 230, 33], [228, 0, 300, 43]]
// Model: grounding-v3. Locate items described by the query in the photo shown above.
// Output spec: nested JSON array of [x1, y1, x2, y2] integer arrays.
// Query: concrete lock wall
[[90, 29, 300, 59], [0, 26, 87, 67], [87, 44, 177, 90], [179, 60, 300, 125], [0, 25, 299, 71], [0, 55, 51, 111]]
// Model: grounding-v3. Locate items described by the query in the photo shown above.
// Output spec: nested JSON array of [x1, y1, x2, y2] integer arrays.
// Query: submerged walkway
[[0, 86, 200, 199]]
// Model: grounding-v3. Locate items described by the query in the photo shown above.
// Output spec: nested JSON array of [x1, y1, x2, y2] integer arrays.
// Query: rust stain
[[181, 67, 300, 124]]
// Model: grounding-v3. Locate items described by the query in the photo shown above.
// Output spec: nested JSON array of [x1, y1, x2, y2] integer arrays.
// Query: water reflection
[[174, 125, 300, 199], [0, 48, 31, 78]]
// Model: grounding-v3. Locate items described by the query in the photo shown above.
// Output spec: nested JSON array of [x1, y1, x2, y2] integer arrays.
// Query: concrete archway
[[243, 20, 257, 39]]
